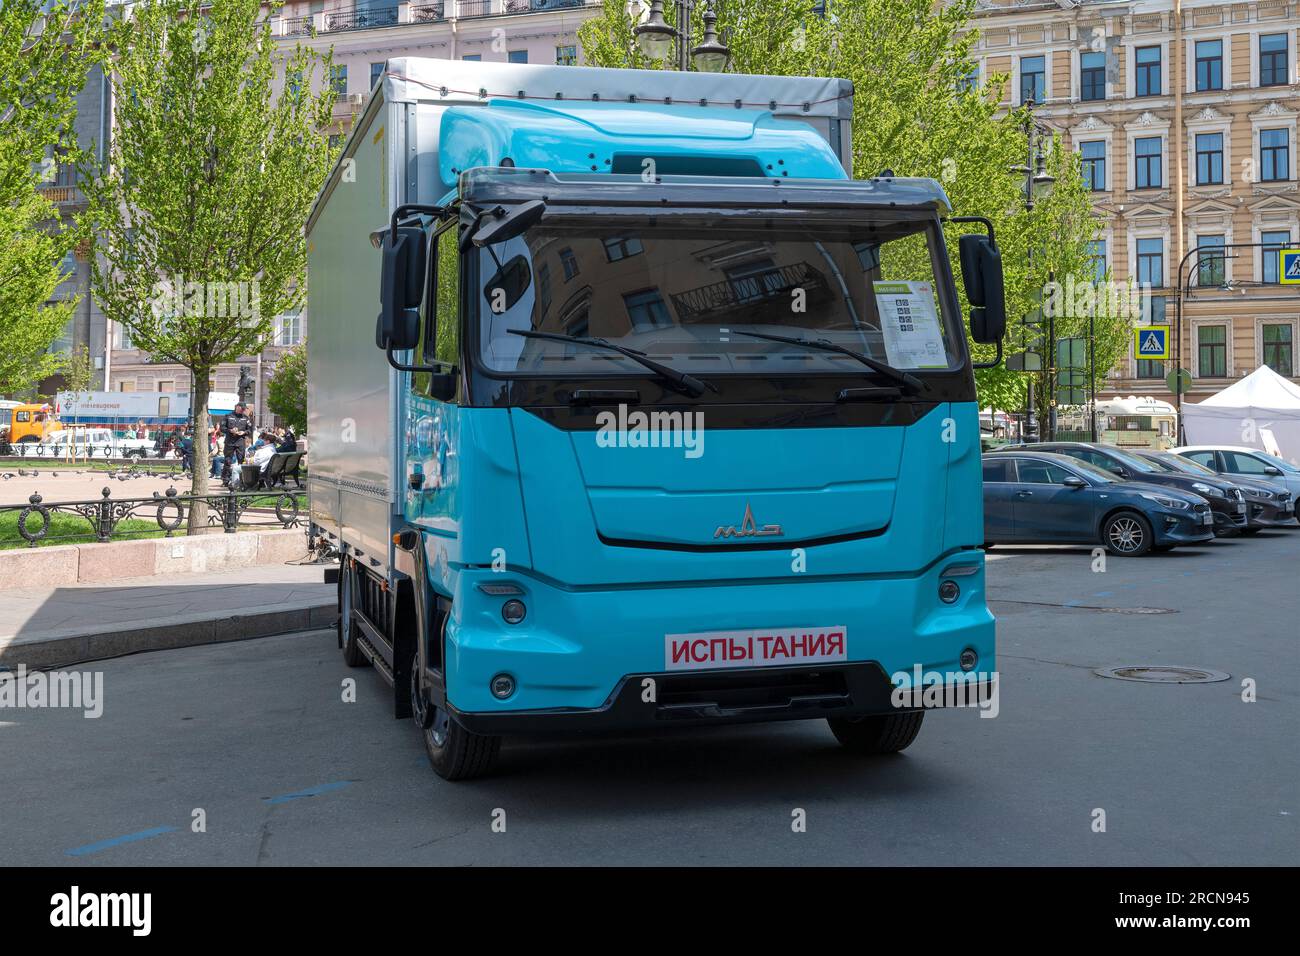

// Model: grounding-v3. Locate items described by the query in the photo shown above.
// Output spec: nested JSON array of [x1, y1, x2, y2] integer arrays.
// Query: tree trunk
[[187, 372, 212, 535]]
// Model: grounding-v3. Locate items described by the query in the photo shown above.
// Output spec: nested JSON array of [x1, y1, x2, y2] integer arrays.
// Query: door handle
[[1017, 490, 1033, 498]]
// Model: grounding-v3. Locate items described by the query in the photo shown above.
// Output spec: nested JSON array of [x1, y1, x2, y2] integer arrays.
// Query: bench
[[238, 451, 306, 491]]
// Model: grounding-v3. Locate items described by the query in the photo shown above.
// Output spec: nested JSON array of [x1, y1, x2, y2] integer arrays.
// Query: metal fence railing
[[1, 488, 307, 548]]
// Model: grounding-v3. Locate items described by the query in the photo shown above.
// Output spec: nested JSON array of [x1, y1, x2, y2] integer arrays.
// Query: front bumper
[[448, 662, 997, 734], [1245, 497, 1296, 528], [441, 552, 996, 719], [1151, 506, 1216, 545]]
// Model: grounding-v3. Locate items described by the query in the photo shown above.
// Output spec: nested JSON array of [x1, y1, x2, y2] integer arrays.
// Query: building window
[[328, 133, 344, 149], [1259, 33, 1289, 87], [1263, 324, 1294, 376], [1197, 325, 1227, 377], [603, 236, 643, 262], [1080, 141, 1106, 190], [623, 289, 672, 330], [370, 62, 385, 89], [1020, 55, 1045, 105], [156, 380, 175, 393], [1260, 129, 1290, 182], [462, 54, 481, 62], [556, 45, 577, 66], [276, 309, 303, 346], [1195, 132, 1223, 185], [957, 67, 979, 93], [1079, 51, 1105, 101], [1135, 46, 1161, 97], [1136, 237, 1164, 287], [559, 247, 578, 280], [508, 50, 528, 64], [1135, 136, 1162, 188], [1086, 239, 1107, 282], [330, 64, 347, 95], [1137, 296, 1167, 378], [1195, 235, 1226, 287], [1194, 40, 1222, 91], [114, 323, 134, 350], [1262, 230, 1293, 283], [118, 379, 136, 392]]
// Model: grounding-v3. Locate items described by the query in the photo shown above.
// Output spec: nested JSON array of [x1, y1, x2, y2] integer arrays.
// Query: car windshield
[[1063, 457, 1118, 484], [475, 214, 963, 377], [1105, 447, 1157, 472], [1159, 453, 1216, 476]]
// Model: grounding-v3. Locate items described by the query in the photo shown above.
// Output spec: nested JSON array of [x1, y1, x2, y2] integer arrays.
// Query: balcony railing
[[274, 0, 600, 35], [411, 2, 446, 21], [672, 263, 832, 321], [326, 6, 400, 31]]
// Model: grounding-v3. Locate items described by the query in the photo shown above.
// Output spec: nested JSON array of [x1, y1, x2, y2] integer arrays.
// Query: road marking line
[[263, 781, 351, 805], [64, 825, 178, 857]]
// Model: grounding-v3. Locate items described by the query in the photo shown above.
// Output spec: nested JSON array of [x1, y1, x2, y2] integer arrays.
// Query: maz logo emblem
[[714, 502, 783, 539]]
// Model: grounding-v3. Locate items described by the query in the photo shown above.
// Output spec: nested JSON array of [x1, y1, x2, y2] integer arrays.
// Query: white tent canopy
[[1181, 365, 1300, 460]]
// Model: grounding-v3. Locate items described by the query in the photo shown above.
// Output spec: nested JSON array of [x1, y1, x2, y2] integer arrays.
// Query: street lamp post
[[634, 0, 730, 73], [1009, 103, 1055, 442]]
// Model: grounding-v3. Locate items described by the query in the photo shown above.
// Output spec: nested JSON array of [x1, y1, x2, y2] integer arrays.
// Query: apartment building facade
[[969, 0, 1299, 403]]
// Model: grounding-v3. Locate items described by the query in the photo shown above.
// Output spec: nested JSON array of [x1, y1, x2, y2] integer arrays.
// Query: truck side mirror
[[376, 225, 427, 352], [471, 199, 546, 248], [959, 234, 1007, 345]]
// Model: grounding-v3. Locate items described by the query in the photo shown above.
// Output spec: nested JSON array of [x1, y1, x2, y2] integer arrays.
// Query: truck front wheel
[[409, 663, 500, 781], [828, 711, 925, 754]]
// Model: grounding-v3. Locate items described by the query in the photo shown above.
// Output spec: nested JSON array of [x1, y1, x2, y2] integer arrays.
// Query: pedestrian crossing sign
[[1134, 325, 1169, 359], [1282, 249, 1300, 285]]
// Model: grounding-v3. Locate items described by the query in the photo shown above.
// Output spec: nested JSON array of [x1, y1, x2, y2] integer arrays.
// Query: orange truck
[[0, 402, 59, 445]]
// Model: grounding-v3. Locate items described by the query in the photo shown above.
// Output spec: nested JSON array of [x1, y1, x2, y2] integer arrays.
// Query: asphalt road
[[3, 530, 1297, 866]]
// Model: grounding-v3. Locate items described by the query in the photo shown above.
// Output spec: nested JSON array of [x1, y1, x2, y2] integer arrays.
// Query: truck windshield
[[475, 214, 963, 378]]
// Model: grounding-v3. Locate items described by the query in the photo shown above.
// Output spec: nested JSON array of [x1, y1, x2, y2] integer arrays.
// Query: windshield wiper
[[729, 330, 927, 395], [507, 329, 717, 398]]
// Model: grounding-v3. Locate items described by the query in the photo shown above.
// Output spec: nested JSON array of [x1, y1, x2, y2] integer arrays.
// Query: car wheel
[[338, 561, 368, 668], [828, 712, 925, 754], [410, 657, 500, 781], [1103, 510, 1153, 557]]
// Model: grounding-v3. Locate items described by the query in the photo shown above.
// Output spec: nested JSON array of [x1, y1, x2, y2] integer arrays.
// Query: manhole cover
[[1094, 666, 1230, 684]]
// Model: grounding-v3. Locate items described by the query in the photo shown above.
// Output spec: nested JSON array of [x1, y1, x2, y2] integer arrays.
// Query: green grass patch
[[0, 509, 163, 550]]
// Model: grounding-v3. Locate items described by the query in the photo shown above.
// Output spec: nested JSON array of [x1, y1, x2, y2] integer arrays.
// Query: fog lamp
[[490, 673, 516, 699], [959, 648, 978, 672], [939, 580, 961, 604], [502, 599, 527, 624]]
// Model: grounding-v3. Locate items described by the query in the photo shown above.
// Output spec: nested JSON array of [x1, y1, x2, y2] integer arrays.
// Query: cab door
[[1010, 458, 1097, 542]]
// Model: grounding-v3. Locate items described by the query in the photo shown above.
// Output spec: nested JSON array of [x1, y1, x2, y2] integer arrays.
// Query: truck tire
[[409, 662, 500, 781], [338, 562, 368, 668], [828, 711, 925, 754], [1102, 510, 1153, 556]]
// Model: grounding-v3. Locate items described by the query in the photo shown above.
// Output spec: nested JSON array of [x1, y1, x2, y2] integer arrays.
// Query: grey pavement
[[0, 531, 1296, 866], [0, 563, 335, 667]]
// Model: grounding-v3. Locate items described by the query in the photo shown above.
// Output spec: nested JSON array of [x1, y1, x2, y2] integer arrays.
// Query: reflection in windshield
[[477, 217, 960, 376]]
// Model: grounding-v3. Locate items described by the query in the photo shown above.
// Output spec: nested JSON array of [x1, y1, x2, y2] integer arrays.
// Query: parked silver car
[[1171, 445, 1300, 503]]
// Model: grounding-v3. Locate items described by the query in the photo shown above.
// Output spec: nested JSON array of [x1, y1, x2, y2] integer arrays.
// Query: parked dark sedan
[[1002, 442, 1249, 537], [1134, 450, 1296, 532], [982, 451, 1215, 555]]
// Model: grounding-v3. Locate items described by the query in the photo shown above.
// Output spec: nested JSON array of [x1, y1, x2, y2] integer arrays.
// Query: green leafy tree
[[581, 0, 1123, 420], [0, 0, 106, 396], [266, 340, 306, 434], [84, 0, 336, 529]]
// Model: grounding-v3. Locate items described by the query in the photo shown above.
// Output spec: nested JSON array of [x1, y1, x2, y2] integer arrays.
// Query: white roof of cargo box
[[381, 57, 853, 121]]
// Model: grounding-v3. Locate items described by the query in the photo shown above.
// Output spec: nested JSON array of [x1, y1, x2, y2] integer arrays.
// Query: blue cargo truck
[[307, 58, 1006, 779]]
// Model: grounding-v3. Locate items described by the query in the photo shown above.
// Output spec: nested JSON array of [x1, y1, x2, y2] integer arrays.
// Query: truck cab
[[308, 59, 1005, 779]]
